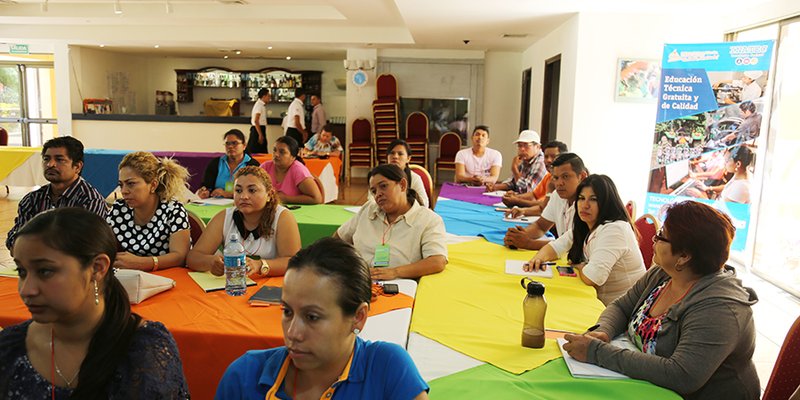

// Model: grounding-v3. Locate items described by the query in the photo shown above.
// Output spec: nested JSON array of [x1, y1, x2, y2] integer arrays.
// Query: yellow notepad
[[0, 267, 19, 278], [187, 271, 256, 292]]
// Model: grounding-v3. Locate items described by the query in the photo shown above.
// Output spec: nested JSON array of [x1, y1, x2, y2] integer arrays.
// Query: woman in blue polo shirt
[[215, 237, 429, 400], [197, 129, 260, 199]]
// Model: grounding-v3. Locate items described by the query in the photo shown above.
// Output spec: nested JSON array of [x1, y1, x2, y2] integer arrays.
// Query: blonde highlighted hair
[[234, 166, 280, 240], [119, 151, 189, 202]]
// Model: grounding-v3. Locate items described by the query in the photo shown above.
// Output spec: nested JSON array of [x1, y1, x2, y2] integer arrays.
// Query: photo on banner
[[644, 40, 774, 251]]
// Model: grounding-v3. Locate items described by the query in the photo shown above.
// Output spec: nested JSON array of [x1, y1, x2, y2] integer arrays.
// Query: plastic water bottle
[[224, 232, 247, 296], [521, 278, 547, 348]]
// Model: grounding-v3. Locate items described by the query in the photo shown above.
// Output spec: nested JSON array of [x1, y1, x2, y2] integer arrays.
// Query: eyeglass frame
[[652, 228, 670, 244]]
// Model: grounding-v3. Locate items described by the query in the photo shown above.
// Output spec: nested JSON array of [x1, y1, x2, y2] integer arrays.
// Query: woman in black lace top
[[0, 208, 190, 399]]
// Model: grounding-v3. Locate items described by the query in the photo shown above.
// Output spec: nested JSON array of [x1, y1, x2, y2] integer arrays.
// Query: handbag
[[115, 269, 176, 304]]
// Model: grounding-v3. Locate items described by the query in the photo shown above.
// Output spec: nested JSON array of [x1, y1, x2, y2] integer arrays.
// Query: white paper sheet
[[482, 190, 506, 197], [503, 216, 537, 224], [192, 198, 234, 206], [504, 260, 553, 278], [557, 336, 638, 379], [344, 206, 362, 214]]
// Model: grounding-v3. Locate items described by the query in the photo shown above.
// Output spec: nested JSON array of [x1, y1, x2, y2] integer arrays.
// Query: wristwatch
[[259, 259, 271, 276]]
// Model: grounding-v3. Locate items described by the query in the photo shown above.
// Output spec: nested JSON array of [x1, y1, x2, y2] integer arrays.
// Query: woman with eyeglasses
[[197, 129, 260, 199], [215, 237, 429, 399], [561, 201, 759, 400], [260, 136, 323, 205], [525, 174, 645, 305]]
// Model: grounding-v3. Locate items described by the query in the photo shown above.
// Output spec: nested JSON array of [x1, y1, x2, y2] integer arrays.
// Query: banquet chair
[[763, 315, 800, 400], [625, 200, 636, 219], [348, 118, 374, 185], [186, 209, 206, 247], [634, 214, 660, 270], [434, 132, 461, 185], [405, 112, 429, 167], [0, 127, 8, 146], [409, 164, 435, 209]]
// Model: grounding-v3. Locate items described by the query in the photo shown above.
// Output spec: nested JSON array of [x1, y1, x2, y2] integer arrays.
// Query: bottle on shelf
[[520, 278, 547, 348], [223, 232, 247, 296]]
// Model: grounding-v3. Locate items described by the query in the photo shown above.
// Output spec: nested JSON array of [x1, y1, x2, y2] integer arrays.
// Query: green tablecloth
[[429, 359, 681, 400], [185, 203, 355, 248]]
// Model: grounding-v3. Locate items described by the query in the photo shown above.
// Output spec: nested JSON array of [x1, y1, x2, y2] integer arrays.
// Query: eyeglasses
[[224, 141, 243, 147], [652, 228, 671, 243]]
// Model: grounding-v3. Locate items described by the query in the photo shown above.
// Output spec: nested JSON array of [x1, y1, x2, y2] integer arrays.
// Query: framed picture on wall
[[615, 58, 661, 102]]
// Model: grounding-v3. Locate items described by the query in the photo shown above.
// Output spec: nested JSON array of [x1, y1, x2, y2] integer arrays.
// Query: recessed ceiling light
[[99, 44, 105, 48], [154, 45, 160, 49], [235, 50, 242, 55], [114, 0, 122, 14], [286, 56, 291, 60], [224, 55, 229, 59], [267, 46, 273, 50]]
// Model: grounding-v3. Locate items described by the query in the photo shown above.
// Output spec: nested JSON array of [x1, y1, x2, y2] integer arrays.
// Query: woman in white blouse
[[187, 166, 301, 277], [525, 174, 645, 305], [335, 164, 447, 280]]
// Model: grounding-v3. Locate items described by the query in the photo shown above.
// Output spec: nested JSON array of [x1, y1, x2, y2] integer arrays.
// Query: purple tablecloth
[[437, 182, 500, 206], [153, 151, 223, 192]]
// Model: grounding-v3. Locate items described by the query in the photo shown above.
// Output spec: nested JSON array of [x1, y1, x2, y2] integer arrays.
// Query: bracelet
[[152, 256, 159, 272]]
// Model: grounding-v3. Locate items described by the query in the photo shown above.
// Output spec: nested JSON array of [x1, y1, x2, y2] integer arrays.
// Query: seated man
[[487, 130, 546, 197], [504, 153, 588, 250], [454, 125, 502, 185], [501, 140, 567, 211], [6, 136, 108, 254], [303, 123, 342, 157]]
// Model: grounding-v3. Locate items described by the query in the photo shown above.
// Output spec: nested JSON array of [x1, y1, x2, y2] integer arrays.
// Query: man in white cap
[[487, 130, 547, 196], [740, 71, 763, 102]]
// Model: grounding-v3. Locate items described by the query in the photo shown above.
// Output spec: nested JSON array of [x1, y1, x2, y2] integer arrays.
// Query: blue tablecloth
[[434, 198, 523, 245], [82, 149, 128, 196]]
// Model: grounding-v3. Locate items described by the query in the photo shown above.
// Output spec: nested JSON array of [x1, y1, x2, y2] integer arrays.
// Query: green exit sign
[[9, 44, 29, 54]]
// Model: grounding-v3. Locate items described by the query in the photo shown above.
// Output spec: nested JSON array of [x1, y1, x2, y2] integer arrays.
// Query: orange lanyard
[[265, 350, 355, 400]]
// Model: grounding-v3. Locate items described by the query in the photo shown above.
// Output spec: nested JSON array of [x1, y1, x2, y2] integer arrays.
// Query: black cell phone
[[556, 266, 577, 277], [285, 205, 301, 210], [382, 283, 399, 295]]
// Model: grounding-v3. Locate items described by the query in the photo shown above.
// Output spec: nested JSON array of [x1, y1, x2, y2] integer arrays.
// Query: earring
[[93, 280, 100, 305], [353, 328, 361, 335]]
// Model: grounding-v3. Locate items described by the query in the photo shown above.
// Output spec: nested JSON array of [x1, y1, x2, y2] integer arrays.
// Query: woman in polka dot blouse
[[107, 151, 191, 271]]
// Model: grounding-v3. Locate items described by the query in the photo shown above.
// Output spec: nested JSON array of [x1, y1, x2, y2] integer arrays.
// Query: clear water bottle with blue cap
[[224, 232, 247, 296]]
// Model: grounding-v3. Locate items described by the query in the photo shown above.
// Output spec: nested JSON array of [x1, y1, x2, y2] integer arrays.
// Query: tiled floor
[[0, 181, 795, 390]]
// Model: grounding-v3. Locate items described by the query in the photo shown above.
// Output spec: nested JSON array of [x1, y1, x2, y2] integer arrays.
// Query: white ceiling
[[0, 0, 784, 60]]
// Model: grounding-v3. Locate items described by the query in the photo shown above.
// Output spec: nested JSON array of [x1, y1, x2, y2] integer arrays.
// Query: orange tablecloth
[[251, 154, 342, 183], [0, 268, 412, 399]]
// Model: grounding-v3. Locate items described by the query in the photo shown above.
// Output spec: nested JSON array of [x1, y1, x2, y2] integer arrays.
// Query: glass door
[[0, 63, 57, 146]]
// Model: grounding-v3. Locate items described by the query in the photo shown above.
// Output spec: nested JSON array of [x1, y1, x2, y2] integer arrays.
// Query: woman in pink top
[[260, 136, 323, 204]]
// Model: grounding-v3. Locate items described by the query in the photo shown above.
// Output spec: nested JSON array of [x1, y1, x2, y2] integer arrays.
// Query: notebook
[[557, 335, 639, 379], [504, 260, 553, 278], [187, 271, 256, 292], [248, 286, 283, 306]]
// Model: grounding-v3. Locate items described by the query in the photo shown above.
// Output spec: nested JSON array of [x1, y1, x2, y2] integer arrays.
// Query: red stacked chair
[[348, 118, 374, 185], [434, 132, 462, 184], [405, 112, 429, 169], [372, 74, 400, 163]]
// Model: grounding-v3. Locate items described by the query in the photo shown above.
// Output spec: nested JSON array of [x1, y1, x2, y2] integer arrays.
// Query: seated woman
[[187, 166, 301, 277], [196, 129, 260, 199], [0, 208, 189, 398], [367, 139, 429, 208], [215, 237, 429, 399], [335, 164, 447, 280], [526, 174, 645, 305], [108, 151, 191, 271], [686, 146, 753, 204], [562, 201, 760, 400], [260, 136, 323, 205]]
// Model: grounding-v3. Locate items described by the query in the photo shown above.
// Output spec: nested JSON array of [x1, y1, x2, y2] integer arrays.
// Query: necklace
[[51, 328, 80, 389]]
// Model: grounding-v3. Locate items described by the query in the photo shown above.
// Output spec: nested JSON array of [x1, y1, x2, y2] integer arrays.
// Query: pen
[[541, 261, 557, 266], [583, 324, 600, 334]]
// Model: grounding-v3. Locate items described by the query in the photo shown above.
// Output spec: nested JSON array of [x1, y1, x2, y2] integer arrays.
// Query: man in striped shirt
[[6, 136, 108, 254]]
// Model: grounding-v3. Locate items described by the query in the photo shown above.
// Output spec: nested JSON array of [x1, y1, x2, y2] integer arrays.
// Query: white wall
[[483, 51, 522, 180], [69, 46, 149, 114]]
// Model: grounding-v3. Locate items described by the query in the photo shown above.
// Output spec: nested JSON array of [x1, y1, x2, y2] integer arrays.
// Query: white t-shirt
[[284, 98, 306, 133], [454, 147, 502, 177], [549, 220, 646, 305], [540, 193, 574, 237], [741, 81, 762, 102], [720, 178, 750, 204], [250, 98, 267, 126]]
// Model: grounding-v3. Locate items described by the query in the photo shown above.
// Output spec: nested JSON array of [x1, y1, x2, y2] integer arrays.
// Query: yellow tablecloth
[[0, 147, 42, 184], [411, 239, 605, 374]]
